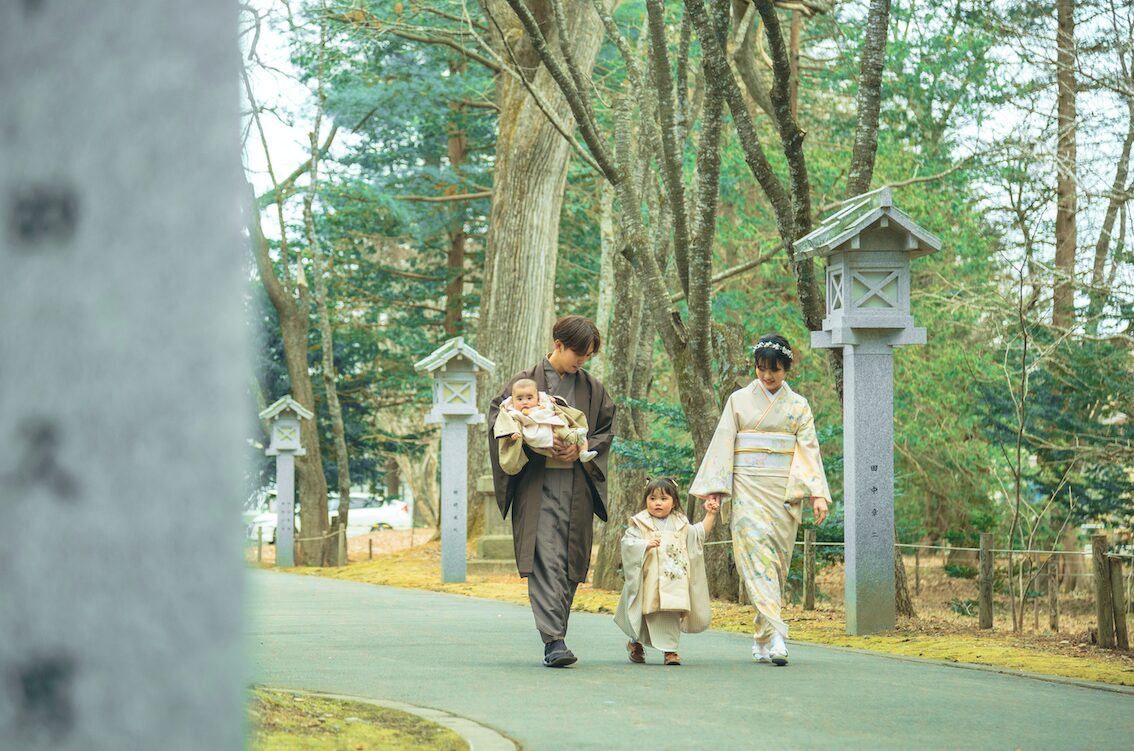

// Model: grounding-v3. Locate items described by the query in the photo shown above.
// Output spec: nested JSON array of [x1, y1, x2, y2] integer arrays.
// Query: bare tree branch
[[754, 0, 812, 234], [501, 0, 620, 181], [481, 3, 605, 175], [687, 1, 730, 374], [396, 190, 492, 203], [256, 125, 340, 210], [334, 10, 503, 73], [683, 0, 791, 231], [645, 0, 693, 297], [671, 242, 785, 302]]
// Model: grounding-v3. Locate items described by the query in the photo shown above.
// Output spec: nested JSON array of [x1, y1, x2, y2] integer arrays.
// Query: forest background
[[240, 0, 1133, 607]]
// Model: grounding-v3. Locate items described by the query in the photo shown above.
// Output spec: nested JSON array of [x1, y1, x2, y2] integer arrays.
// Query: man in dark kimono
[[487, 315, 615, 667]]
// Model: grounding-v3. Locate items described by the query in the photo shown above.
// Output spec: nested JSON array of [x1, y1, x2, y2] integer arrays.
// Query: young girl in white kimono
[[690, 334, 831, 666], [615, 477, 718, 666]]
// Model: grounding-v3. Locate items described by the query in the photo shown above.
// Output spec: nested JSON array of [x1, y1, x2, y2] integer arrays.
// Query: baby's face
[[512, 388, 539, 410]]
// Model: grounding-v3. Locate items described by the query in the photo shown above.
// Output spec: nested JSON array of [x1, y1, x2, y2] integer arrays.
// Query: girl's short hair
[[753, 333, 793, 372], [639, 476, 682, 513]]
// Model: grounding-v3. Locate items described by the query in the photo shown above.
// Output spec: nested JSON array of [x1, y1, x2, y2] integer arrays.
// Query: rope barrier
[[292, 529, 342, 543], [701, 539, 1134, 559]]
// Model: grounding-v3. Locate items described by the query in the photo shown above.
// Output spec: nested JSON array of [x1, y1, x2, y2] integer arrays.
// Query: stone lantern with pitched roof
[[414, 337, 495, 582], [797, 187, 941, 635], [259, 395, 314, 568]]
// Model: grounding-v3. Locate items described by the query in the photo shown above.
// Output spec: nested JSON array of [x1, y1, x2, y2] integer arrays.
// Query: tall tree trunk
[[591, 239, 653, 590], [895, 547, 916, 617], [470, 0, 611, 506], [443, 77, 481, 536], [247, 184, 329, 565], [305, 16, 352, 566], [396, 448, 439, 531], [845, 0, 891, 199], [306, 164, 352, 566], [1086, 93, 1133, 330], [445, 59, 469, 339], [385, 456, 400, 499], [1053, 0, 1078, 330], [594, 182, 617, 374]]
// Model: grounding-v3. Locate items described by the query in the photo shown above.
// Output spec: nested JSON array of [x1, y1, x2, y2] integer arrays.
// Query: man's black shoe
[[542, 639, 577, 667]]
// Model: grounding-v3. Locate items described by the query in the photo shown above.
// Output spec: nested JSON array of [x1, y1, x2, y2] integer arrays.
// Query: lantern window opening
[[443, 381, 472, 404], [828, 270, 845, 312], [850, 270, 900, 310]]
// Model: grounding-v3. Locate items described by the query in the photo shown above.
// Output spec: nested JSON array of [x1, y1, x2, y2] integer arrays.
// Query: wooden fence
[[792, 534, 1131, 650]]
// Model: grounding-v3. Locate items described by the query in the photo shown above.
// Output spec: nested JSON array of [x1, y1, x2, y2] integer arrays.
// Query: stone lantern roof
[[795, 187, 942, 260], [414, 336, 496, 375], [258, 395, 314, 421]]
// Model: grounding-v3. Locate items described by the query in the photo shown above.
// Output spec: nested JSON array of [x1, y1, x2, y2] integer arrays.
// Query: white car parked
[[245, 488, 411, 543], [328, 494, 412, 535]]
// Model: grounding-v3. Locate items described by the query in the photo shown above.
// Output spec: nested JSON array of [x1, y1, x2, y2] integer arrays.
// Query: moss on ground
[[282, 541, 1134, 688], [248, 687, 466, 751]]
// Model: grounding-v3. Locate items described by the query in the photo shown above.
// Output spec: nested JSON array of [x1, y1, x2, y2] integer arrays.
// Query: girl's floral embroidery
[[661, 541, 689, 580]]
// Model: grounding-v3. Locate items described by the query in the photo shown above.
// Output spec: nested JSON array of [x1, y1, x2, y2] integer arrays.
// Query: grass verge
[[248, 687, 467, 751]]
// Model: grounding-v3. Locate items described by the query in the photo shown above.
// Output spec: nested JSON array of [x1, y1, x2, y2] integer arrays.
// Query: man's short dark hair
[[552, 315, 601, 355]]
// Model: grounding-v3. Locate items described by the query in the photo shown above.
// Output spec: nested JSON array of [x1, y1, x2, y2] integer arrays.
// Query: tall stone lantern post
[[796, 187, 941, 635], [259, 396, 314, 568], [414, 338, 495, 583]]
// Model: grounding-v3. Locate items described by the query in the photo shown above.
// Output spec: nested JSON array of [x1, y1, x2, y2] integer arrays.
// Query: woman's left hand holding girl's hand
[[811, 496, 828, 525]]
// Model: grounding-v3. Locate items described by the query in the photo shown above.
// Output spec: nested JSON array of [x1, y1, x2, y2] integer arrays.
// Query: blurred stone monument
[[414, 338, 495, 583], [797, 187, 940, 635], [259, 396, 313, 568], [0, 2, 245, 748], [468, 474, 517, 576]]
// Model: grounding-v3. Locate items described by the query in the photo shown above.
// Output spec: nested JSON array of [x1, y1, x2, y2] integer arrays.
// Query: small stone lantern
[[797, 187, 941, 635], [259, 395, 314, 568], [801, 187, 939, 349], [414, 337, 495, 582]]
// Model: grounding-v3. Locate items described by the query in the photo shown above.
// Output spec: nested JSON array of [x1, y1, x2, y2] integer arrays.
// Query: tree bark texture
[[1086, 88, 1133, 329], [591, 250, 655, 590], [844, 0, 891, 199], [1052, 0, 1078, 330], [305, 20, 352, 565], [445, 66, 469, 338], [385, 456, 400, 499], [895, 547, 916, 617], [594, 182, 618, 384], [306, 181, 352, 566], [396, 447, 439, 531], [247, 185, 329, 566], [470, 0, 612, 504]]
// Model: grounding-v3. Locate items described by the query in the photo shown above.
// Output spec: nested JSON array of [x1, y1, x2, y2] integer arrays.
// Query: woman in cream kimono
[[615, 477, 718, 666], [690, 334, 830, 666]]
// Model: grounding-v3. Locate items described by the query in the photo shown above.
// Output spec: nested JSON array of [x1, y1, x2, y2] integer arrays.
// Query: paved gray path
[[248, 571, 1133, 750]]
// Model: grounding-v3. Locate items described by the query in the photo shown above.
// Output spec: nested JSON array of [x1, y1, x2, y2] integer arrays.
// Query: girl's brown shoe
[[663, 652, 681, 666], [627, 641, 646, 664]]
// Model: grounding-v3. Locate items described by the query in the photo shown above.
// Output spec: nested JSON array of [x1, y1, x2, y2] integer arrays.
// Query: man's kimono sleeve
[[785, 400, 832, 503], [581, 380, 615, 489]]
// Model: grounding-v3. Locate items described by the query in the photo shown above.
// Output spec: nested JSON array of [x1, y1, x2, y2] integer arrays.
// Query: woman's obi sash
[[734, 431, 794, 474]]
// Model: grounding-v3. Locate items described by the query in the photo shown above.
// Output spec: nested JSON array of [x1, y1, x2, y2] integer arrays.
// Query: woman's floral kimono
[[689, 380, 831, 642]]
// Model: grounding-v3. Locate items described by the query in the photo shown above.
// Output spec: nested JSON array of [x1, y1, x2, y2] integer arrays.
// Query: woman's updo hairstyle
[[752, 333, 793, 372]]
